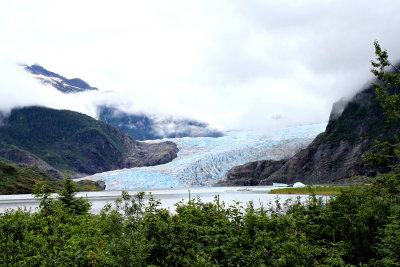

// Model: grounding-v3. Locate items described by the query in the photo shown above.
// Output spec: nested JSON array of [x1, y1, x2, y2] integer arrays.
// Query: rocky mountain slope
[[218, 159, 287, 186], [223, 82, 400, 185], [0, 106, 178, 178]]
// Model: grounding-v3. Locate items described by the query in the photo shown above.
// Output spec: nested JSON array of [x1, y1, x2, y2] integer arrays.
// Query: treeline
[[0, 178, 400, 265], [0, 106, 102, 148]]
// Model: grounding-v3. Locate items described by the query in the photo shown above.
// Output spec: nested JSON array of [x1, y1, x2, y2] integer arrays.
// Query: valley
[[76, 123, 327, 190], [1, 2, 400, 265], [3, 59, 400, 193]]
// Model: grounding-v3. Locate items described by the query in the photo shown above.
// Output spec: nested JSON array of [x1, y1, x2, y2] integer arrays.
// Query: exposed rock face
[[95, 180, 106, 189], [126, 141, 179, 167], [227, 83, 400, 185], [264, 84, 400, 184], [218, 159, 287, 186], [260, 135, 367, 184]]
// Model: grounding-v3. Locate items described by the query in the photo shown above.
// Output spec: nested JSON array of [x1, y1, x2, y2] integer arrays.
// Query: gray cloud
[[1, 0, 400, 131]]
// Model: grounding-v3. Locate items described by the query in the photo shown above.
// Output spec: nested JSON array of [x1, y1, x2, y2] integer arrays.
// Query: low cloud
[[0, 58, 100, 117]]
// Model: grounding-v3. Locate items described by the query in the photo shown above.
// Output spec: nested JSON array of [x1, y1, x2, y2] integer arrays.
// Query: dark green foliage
[[269, 185, 344, 195], [1, 186, 399, 266], [371, 40, 400, 122], [364, 41, 400, 195], [58, 176, 91, 215], [377, 204, 400, 266]]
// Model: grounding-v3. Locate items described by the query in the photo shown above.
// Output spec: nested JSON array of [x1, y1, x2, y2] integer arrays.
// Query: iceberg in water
[[293, 182, 306, 188], [79, 123, 327, 190], [273, 183, 289, 188]]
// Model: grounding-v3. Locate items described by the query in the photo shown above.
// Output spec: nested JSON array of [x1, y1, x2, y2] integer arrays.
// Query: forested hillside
[[0, 106, 178, 179]]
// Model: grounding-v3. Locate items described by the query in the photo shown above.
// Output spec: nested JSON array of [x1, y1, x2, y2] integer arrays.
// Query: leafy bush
[[0, 184, 399, 266]]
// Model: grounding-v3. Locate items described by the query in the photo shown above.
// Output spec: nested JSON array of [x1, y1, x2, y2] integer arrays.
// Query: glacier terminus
[[77, 123, 327, 190]]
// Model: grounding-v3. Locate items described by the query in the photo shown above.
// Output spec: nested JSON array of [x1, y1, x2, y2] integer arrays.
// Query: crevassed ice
[[81, 123, 327, 190]]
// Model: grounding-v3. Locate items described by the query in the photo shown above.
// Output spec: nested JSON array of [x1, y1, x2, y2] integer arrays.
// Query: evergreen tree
[[364, 41, 400, 192], [58, 175, 91, 215], [371, 40, 400, 122]]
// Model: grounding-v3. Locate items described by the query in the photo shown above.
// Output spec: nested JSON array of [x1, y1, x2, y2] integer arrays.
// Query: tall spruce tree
[[58, 175, 91, 215], [365, 41, 400, 193]]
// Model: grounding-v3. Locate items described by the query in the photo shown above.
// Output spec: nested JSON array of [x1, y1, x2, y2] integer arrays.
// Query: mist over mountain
[[23, 64, 224, 140], [98, 105, 223, 140], [222, 75, 400, 185]]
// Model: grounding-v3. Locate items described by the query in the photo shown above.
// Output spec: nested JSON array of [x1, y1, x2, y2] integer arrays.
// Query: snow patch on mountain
[[23, 64, 98, 93], [77, 123, 327, 190]]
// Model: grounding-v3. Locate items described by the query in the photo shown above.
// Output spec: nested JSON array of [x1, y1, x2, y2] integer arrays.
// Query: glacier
[[77, 123, 327, 190]]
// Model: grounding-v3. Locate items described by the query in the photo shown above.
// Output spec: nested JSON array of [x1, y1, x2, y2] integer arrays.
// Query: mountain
[[75, 123, 326, 190], [98, 105, 224, 140], [0, 106, 178, 178], [223, 81, 400, 185], [23, 64, 98, 93]]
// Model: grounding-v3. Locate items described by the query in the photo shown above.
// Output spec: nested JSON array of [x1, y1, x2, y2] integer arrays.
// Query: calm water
[[0, 186, 314, 214]]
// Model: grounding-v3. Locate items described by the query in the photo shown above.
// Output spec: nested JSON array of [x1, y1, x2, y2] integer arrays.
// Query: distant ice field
[[77, 123, 327, 190]]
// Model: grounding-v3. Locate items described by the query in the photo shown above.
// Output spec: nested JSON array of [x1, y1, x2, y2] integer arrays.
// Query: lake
[[0, 186, 316, 214]]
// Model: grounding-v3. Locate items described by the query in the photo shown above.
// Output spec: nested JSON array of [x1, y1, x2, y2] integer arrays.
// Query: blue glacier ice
[[79, 123, 327, 190]]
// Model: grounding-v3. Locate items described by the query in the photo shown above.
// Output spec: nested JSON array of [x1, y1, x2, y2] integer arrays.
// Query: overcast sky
[[1, 0, 400, 130]]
